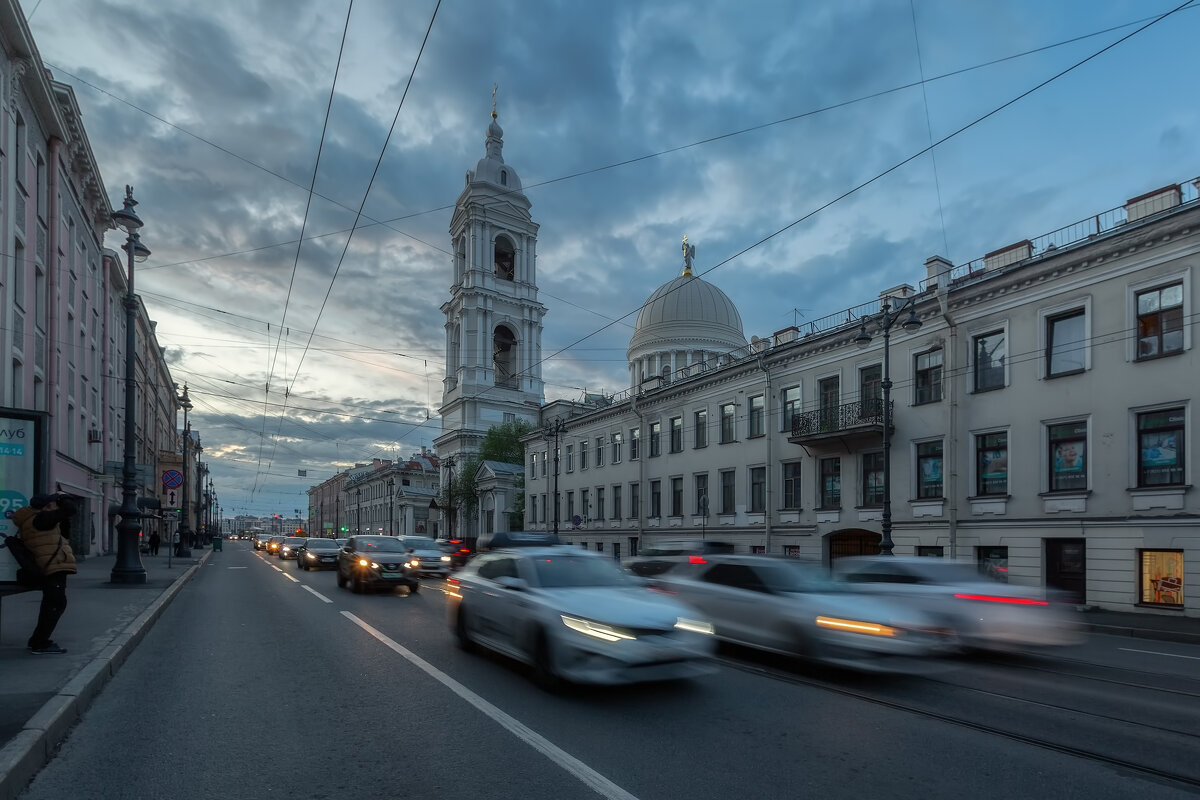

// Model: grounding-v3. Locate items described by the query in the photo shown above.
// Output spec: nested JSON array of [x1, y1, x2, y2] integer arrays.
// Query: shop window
[[1139, 550, 1183, 606], [1137, 408, 1184, 487]]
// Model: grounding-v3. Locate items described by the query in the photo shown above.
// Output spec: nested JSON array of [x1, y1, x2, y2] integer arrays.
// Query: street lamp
[[543, 419, 566, 536], [175, 385, 194, 558], [110, 186, 152, 583], [444, 456, 456, 541], [855, 294, 923, 556], [356, 487, 362, 535], [387, 477, 395, 536]]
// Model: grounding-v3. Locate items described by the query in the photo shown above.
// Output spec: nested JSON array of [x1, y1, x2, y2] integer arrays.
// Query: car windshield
[[531, 554, 632, 588], [756, 561, 844, 593], [305, 540, 338, 550], [284, 538, 306, 546], [356, 538, 407, 553], [402, 537, 438, 550]]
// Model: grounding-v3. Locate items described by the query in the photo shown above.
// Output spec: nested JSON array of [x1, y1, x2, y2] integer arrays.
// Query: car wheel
[[408, 581, 419, 595], [455, 608, 476, 653], [532, 630, 563, 692], [336, 568, 347, 589]]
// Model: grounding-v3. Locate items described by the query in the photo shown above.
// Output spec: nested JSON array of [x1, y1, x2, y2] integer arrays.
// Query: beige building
[[524, 179, 1198, 618]]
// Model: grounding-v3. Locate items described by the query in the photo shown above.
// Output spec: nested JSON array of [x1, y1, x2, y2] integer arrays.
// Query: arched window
[[500, 169, 508, 186], [494, 235, 515, 281], [493, 325, 518, 389]]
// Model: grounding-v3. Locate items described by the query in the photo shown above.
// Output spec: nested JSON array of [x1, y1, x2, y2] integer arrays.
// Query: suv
[[336, 536, 420, 594], [397, 536, 452, 578]]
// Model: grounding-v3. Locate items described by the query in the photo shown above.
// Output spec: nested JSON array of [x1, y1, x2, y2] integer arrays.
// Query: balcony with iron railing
[[789, 399, 890, 449]]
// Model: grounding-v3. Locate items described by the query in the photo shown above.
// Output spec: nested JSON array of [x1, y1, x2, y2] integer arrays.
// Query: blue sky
[[20, 0, 1199, 517]]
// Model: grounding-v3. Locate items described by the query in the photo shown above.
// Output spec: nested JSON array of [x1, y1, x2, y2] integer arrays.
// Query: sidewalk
[[0, 548, 211, 800], [0, 549, 1196, 800]]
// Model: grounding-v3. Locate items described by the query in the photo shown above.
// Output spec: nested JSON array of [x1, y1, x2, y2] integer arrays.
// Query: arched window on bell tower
[[494, 235, 515, 281], [493, 325, 518, 389]]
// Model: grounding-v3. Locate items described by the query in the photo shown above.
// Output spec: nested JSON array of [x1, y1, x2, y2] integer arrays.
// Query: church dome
[[627, 271, 747, 365], [470, 116, 522, 191]]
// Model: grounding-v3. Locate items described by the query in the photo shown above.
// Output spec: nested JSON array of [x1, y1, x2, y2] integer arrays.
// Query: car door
[[691, 562, 772, 646], [473, 555, 524, 646]]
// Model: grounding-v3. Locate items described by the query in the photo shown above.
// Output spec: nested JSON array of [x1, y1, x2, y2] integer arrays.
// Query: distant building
[[523, 179, 1199, 617], [307, 449, 440, 537]]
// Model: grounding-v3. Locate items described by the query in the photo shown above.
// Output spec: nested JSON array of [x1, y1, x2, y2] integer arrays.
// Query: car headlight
[[440, 555, 451, 562], [305, 552, 316, 560], [674, 618, 714, 635], [282, 547, 291, 553], [815, 616, 897, 637], [561, 615, 636, 642]]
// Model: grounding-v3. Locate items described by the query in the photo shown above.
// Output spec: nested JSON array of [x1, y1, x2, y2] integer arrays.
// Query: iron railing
[[790, 399, 889, 438]]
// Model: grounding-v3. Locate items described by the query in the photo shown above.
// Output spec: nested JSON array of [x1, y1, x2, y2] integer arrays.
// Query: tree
[[479, 419, 534, 463], [437, 420, 534, 536]]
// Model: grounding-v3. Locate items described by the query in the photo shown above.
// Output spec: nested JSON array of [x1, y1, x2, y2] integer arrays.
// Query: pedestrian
[[148, 531, 161, 556], [11, 493, 77, 655]]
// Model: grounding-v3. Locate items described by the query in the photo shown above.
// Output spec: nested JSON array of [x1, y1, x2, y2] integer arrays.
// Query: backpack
[[2, 533, 57, 587]]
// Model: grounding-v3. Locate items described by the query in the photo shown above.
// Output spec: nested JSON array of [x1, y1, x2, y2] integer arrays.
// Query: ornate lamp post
[[175, 385, 194, 558], [543, 419, 566, 535], [855, 295, 923, 555], [355, 487, 362, 535], [387, 477, 395, 536], [110, 187, 151, 583], [444, 456, 456, 541]]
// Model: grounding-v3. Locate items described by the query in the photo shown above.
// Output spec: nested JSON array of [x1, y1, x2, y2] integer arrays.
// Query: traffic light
[[340, 525, 348, 532], [295, 528, 303, 535]]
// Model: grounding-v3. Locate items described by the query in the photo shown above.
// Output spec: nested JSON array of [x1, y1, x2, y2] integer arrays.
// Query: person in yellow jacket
[[12, 493, 77, 654]]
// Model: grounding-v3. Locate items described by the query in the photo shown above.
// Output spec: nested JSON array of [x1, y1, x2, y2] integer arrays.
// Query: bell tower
[[435, 105, 546, 466]]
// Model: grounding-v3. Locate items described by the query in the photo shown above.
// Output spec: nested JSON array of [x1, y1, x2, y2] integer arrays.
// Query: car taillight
[[688, 555, 707, 564], [953, 593, 1048, 605]]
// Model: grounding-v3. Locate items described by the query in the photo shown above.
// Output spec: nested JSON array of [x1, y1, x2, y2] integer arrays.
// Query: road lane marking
[[280, 571, 299, 583], [227, 566, 248, 569], [1119, 647, 1200, 660], [303, 585, 333, 603], [341, 612, 640, 800]]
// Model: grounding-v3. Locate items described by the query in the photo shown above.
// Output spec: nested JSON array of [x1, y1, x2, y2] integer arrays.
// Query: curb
[[1078, 622, 1200, 647], [0, 552, 210, 800]]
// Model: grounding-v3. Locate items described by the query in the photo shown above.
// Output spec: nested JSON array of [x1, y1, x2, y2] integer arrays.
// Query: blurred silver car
[[831, 556, 1084, 652], [447, 540, 716, 689], [632, 554, 956, 672]]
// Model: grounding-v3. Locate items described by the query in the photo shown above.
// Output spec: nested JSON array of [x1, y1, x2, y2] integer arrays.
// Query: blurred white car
[[629, 554, 957, 672], [831, 556, 1084, 652], [447, 535, 716, 689]]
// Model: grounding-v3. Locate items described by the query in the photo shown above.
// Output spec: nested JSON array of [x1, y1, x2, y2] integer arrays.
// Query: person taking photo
[[12, 492, 78, 655]]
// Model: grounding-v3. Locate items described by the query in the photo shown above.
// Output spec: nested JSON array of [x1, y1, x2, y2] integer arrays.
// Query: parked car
[[631, 554, 956, 672], [336, 535, 420, 594], [447, 531, 716, 689], [831, 556, 1084, 652], [277, 537, 307, 560], [397, 536, 452, 578], [297, 538, 340, 570]]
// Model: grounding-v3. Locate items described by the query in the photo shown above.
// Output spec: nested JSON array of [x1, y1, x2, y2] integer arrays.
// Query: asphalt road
[[17, 542, 1200, 800]]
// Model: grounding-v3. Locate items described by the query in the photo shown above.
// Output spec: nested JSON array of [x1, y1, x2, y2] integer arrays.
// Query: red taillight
[[954, 593, 1048, 605], [447, 578, 460, 588], [688, 555, 708, 564]]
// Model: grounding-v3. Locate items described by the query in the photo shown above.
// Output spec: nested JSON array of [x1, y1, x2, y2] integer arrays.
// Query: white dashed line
[[303, 585, 333, 603]]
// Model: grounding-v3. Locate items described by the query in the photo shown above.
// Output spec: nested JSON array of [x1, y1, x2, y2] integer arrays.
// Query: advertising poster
[[1, 412, 40, 583]]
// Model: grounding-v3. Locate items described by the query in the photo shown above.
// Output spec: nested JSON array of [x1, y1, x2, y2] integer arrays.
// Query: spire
[[485, 84, 504, 161]]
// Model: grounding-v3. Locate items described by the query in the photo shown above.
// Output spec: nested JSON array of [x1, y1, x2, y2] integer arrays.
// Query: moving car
[[631, 554, 956, 672], [397, 536, 452, 578], [277, 536, 307, 560], [253, 534, 272, 551], [831, 556, 1083, 652], [296, 537, 340, 570], [336, 535, 420, 594], [266, 535, 287, 556], [438, 538, 473, 568], [624, 539, 735, 577], [447, 531, 716, 688]]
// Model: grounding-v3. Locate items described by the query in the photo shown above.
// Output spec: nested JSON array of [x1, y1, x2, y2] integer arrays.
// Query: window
[[916, 441, 943, 499], [530, 452, 538, 477], [596, 542, 604, 553], [493, 326, 517, 388], [565, 444, 574, 473], [670, 416, 683, 453], [694, 409, 708, 448], [978, 546, 1008, 583], [541, 451, 548, 478], [748, 395, 764, 438], [649, 422, 662, 457], [595, 436, 604, 468], [749, 467, 765, 513], [859, 366, 882, 416], [695, 473, 709, 515], [719, 470, 735, 514], [782, 386, 801, 432], [580, 439, 589, 470], [1048, 421, 1087, 492], [530, 495, 538, 525], [650, 480, 662, 518], [819, 458, 840, 508], [1046, 309, 1086, 376], [629, 483, 640, 519], [914, 349, 942, 404], [670, 477, 683, 516], [976, 432, 1008, 496], [782, 462, 801, 509], [611, 433, 622, 464], [1136, 283, 1184, 359], [917, 546, 944, 557], [581, 489, 590, 520], [720, 403, 736, 443], [566, 491, 575, 521], [974, 330, 1006, 391], [611, 485, 621, 519], [1140, 550, 1184, 606], [629, 427, 640, 460], [861, 452, 884, 506], [1137, 408, 1184, 487], [596, 488, 605, 520]]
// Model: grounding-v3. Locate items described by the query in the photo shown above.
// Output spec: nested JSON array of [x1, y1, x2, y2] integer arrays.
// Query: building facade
[[308, 450, 440, 538], [523, 179, 1199, 618]]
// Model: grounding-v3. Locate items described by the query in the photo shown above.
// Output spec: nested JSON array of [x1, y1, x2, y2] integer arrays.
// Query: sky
[[18, 0, 1199, 519]]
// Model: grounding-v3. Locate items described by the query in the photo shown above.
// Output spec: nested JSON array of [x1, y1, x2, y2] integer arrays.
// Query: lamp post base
[[110, 513, 147, 584]]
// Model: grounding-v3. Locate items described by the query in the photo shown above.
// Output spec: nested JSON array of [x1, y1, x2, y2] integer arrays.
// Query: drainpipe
[[757, 352, 773, 555], [631, 391, 645, 547], [929, 256, 959, 558], [45, 138, 61, 470]]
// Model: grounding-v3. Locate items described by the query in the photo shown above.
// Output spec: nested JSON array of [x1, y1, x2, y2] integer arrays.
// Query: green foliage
[[479, 419, 535, 464]]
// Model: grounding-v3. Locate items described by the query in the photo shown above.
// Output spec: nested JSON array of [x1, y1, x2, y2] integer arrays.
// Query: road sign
[[162, 470, 183, 489]]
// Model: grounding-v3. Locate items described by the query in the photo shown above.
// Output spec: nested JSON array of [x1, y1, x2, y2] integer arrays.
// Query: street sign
[[162, 469, 183, 489]]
